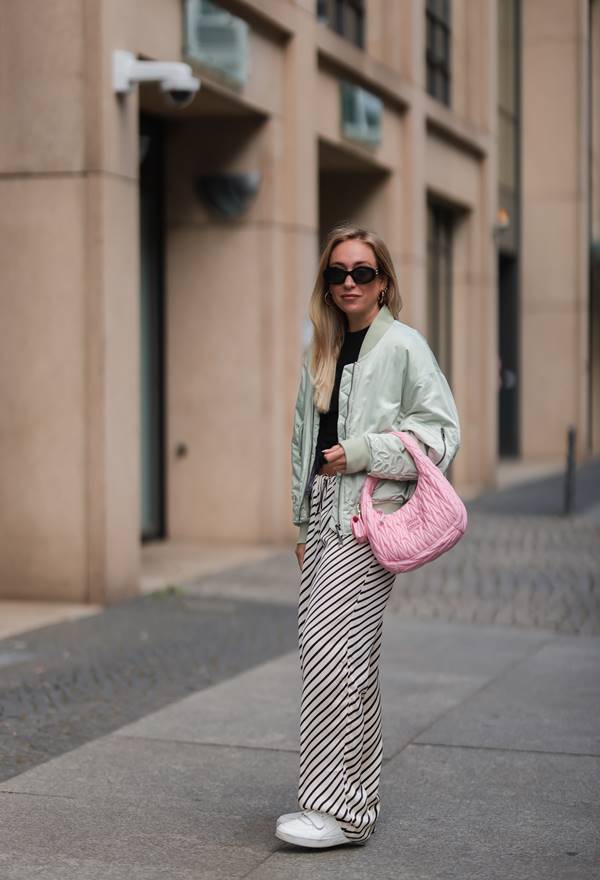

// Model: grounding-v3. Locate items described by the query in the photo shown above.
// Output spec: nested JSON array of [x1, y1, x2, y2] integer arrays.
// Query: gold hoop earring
[[378, 287, 388, 307], [324, 289, 332, 305]]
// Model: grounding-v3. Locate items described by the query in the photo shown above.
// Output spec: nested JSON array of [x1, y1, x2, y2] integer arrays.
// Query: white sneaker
[[275, 810, 367, 848], [276, 811, 303, 826]]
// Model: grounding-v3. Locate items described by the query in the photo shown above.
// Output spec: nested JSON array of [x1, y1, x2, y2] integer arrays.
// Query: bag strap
[[359, 430, 428, 512], [386, 430, 431, 468]]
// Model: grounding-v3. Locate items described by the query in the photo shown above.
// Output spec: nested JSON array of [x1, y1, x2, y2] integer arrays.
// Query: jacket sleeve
[[291, 357, 311, 542], [339, 368, 460, 480]]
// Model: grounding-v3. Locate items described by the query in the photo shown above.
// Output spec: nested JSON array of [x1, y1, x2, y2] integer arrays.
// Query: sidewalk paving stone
[[0, 463, 598, 877], [0, 592, 298, 783], [0, 793, 276, 880], [1, 615, 597, 879], [109, 618, 550, 759], [250, 746, 600, 880], [415, 636, 600, 755]]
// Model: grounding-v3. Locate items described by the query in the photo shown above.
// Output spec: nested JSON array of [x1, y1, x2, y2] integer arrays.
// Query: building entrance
[[139, 114, 166, 540], [498, 253, 519, 457]]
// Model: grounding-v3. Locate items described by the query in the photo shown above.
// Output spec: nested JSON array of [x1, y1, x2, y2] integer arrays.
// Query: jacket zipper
[[303, 455, 318, 499], [297, 408, 321, 524], [343, 362, 357, 439], [301, 412, 322, 501], [336, 362, 357, 541], [436, 427, 447, 467]]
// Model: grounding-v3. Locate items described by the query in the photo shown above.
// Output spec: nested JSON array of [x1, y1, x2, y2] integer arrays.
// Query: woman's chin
[[338, 300, 365, 317], [337, 300, 378, 326]]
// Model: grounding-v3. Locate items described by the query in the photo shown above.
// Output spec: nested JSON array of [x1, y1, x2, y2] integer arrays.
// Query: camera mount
[[112, 50, 200, 107]]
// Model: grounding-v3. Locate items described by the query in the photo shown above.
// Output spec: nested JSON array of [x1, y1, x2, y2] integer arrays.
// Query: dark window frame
[[316, 0, 365, 49], [139, 113, 167, 542], [497, 0, 522, 457], [426, 0, 452, 106], [426, 198, 454, 384]]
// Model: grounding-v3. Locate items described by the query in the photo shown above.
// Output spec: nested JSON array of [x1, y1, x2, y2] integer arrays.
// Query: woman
[[276, 224, 460, 849]]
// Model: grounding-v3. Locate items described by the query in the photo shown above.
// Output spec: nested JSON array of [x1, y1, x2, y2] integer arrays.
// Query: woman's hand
[[321, 444, 347, 475], [295, 543, 306, 570]]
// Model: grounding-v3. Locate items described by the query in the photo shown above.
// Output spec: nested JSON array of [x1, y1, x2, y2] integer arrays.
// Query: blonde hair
[[308, 224, 402, 412]]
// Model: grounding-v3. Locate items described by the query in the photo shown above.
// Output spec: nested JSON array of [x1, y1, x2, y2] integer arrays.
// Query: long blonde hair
[[308, 224, 402, 412]]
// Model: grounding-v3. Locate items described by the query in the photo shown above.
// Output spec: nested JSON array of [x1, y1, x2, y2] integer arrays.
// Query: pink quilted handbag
[[351, 430, 467, 573]]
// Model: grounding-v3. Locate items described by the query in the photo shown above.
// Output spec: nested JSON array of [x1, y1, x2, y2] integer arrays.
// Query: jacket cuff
[[340, 436, 370, 473], [297, 522, 309, 543]]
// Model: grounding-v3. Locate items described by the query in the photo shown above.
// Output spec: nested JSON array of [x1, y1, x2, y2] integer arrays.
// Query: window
[[183, 0, 249, 86], [317, 0, 365, 49], [497, 0, 520, 253], [340, 81, 382, 146], [497, 0, 521, 456], [427, 201, 453, 380], [426, 0, 451, 106]]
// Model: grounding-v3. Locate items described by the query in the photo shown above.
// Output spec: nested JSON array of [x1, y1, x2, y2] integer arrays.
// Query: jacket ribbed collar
[[357, 304, 396, 360]]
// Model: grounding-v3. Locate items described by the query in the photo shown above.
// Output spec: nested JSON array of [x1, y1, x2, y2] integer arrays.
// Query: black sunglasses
[[323, 265, 380, 286]]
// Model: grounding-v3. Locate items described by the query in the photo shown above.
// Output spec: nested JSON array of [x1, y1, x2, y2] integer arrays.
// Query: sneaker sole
[[275, 826, 369, 848]]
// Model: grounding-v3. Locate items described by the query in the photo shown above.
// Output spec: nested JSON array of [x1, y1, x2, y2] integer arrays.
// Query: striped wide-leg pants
[[296, 473, 396, 842]]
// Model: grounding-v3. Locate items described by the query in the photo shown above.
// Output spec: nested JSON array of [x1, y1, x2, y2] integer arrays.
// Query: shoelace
[[300, 810, 326, 829]]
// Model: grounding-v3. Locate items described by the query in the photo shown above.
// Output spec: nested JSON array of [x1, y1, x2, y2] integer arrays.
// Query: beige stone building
[[1, 0, 598, 604]]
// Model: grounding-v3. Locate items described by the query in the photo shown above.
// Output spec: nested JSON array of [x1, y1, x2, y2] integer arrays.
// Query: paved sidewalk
[[468, 455, 600, 518], [177, 455, 600, 635], [0, 461, 599, 877], [0, 590, 298, 783], [0, 614, 598, 879], [182, 507, 600, 634], [0, 601, 102, 641]]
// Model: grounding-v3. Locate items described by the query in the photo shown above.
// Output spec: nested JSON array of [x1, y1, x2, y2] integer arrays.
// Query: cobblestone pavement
[[1, 460, 598, 784], [468, 455, 600, 517], [385, 510, 600, 633], [383, 456, 600, 633], [0, 590, 298, 784], [181, 508, 600, 635]]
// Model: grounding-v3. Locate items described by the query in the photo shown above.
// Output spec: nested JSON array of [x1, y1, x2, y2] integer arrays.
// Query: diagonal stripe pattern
[[296, 474, 396, 842]]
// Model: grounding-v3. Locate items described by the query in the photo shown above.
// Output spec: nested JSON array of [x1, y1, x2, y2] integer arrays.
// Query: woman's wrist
[[339, 436, 370, 473]]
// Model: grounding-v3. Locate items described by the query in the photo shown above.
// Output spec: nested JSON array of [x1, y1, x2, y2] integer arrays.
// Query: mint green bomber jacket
[[291, 305, 461, 543]]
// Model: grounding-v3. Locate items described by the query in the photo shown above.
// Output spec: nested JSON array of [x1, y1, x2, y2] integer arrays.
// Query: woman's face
[[327, 239, 387, 330]]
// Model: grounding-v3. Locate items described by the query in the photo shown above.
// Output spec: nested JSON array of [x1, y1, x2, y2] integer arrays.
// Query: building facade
[[1, 0, 598, 603]]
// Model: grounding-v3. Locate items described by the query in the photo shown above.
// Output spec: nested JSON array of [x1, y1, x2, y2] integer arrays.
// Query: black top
[[312, 324, 370, 474]]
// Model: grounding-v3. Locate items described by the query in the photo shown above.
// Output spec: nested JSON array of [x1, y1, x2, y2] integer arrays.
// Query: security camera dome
[[160, 76, 200, 109], [162, 88, 196, 108]]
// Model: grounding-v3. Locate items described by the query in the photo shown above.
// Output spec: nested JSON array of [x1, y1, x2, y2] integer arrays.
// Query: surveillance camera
[[113, 50, 200, 108], [160, 78, 198, 109]]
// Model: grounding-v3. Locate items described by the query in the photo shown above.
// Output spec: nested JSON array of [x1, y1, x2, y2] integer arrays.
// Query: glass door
[[498, 253, 520, 457]]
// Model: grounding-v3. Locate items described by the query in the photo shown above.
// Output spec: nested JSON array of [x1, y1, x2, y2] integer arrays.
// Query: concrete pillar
[[521, 0, 590, 459], [399, 1, 427, 330], [590, 0, 600, 453], [0, 0, 141, 602]]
